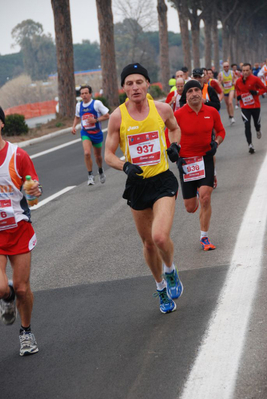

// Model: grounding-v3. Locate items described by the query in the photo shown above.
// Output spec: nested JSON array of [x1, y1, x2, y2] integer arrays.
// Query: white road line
[[180, 153, 267, 399], [30, 128, 107, 159], [30, 139, 81, 159], [30, 186, 76, 210]]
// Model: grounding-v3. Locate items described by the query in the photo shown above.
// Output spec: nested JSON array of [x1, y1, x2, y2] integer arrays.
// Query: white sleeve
[[75, 102, 81, 117], [94, 100, 109, 116], [258, 67, 264, 78]]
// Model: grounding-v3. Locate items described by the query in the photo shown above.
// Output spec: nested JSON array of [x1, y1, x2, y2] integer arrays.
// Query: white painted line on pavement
[[30, 128, 107, 159], [181, 153, 267, 399], [30, 186, 76, 210], [30, 139, 81, 159]]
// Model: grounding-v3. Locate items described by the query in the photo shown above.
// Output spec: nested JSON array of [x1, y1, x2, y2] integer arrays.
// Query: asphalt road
[[1, 101, 267, 399]]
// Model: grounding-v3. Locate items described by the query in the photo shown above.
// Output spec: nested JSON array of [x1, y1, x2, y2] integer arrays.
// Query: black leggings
[[241, 108, 261, 145]]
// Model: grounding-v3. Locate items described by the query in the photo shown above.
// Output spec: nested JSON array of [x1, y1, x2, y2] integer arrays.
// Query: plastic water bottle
[[24, 175, 38, 206]]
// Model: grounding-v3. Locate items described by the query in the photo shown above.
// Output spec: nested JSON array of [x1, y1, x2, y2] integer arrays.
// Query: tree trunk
[[222, 25, 230, 62], [211, 7, 219, 71], [51, 0, 76, 118], [157, 0, 170, 93], [96, 0, 119, 108], [175, 1, 191, 72], [188, 5, 200, 68], [203, 10, 212, 68]]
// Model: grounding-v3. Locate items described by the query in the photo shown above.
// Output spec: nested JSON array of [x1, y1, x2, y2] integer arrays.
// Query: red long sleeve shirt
[[174, 104, 225, 158], [235, 74, 267, 109]]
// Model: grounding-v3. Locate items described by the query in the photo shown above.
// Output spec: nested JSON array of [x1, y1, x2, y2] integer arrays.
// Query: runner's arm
[[104, 109, 124, 171], [17, 149, 42, 197], [72, 116, 80, 134], [164, 107, 181, 145], [206, 86, 221, 111], [213, 111, 225, 145], [255, 77, 267, 94]]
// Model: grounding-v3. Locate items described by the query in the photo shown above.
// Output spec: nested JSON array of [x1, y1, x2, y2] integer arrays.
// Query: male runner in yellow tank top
[[105, 63, 183, 314], [218, 61, 237, 125]]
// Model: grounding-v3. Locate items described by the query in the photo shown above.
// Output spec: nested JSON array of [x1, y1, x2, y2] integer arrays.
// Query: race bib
[[0, 199, 17, 230], [128, 131, 161, 166], [183, 156, 205, 182], [82, 113, 96, 131], [241, 92, 255, 106], [224, 80, 232, 89]]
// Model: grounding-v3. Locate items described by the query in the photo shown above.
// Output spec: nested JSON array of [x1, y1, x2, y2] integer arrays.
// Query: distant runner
[[72, 85, 110, 185]]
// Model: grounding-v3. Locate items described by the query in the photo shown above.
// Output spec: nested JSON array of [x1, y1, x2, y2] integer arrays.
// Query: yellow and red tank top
[[222, 70, 235, 94], [119, 99, 169, 178]]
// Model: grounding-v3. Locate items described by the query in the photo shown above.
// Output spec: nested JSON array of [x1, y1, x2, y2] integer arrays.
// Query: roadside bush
[[93, 95, 110, 110], [119, 92, 127, 104], [3, 114, 29, 136], [149, 85, 165, 99]]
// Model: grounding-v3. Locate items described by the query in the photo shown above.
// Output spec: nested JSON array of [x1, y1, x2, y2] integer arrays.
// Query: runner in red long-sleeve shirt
[[174, 80, 225, 251], [235, 63, 267, 154]]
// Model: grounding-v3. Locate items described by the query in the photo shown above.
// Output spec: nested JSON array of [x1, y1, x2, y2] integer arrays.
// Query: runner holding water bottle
[[0, 106, 42, 356]]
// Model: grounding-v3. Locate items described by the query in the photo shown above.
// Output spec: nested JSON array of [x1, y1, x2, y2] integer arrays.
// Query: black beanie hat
[[183, 79, 202, 96], [121, 63, 150, 86], [0, 107, 5, 125]]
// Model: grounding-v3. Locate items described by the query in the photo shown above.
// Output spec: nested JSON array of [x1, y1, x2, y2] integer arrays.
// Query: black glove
[[205, 141, 218, 157], [176, 157, 186, 174], [123, 162, 143, 180], [237, 95, 241, 101], [250, 90, 258, 96], [166, 142, 180, 162]]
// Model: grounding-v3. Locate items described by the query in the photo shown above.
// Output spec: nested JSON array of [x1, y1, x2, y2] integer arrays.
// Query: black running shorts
[[179, 155, 214, 200], [123, 169, 178, 210]]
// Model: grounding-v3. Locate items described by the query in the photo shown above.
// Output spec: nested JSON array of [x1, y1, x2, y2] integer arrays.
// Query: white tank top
[[0, 142, 29, 230]]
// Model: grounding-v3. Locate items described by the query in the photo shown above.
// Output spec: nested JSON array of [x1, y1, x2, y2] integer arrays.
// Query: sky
[[0, 0, 180, 56]]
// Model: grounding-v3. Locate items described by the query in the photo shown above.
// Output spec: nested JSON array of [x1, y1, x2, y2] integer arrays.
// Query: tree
[[73, 40, 101, 71], [96, 0, 119, 107], [157, 0, 170, 92], [51, 0, 76, 118], [0, 53, 24, 87], [211, 4, 220, 71], [201, 0, 212, 68], [114, 0, 157, 61], [114, 19, 159, 82], [11, 19, 56, 80], [216, 0, 239, 63], [169, 0, 191, 72]]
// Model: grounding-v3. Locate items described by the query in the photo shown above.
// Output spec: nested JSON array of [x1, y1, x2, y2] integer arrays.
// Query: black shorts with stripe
[[123, 169, 178, 210]]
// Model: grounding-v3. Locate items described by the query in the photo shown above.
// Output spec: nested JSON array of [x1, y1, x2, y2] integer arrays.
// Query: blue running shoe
[[164, 268, 183, 299], [154, 287, 176, 314]]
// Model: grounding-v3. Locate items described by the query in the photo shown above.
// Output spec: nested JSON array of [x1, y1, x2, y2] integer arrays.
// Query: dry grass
[[0, 75, 58, 110]]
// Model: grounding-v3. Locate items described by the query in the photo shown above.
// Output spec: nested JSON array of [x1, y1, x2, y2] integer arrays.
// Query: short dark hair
[[181, 66, 188, 73], [242, 63, 252, 69], [80, 85, 92, 94], [0, 107, 5, 125], [231, 63, 237, 68]]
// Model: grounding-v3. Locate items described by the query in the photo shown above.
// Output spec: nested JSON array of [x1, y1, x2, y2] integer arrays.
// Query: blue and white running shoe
[[164, 268, 183, 300], [154, 287, 176, 314]]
